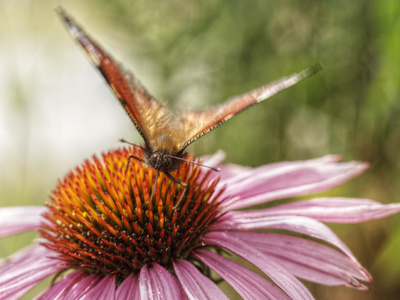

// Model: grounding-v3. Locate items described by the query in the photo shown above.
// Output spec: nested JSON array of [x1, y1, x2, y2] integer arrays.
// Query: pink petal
[[192, 250, 290, 300], [219, 164, 251, 180], [0, 244, 58, 275], [196, 151, 227, 185], [116, 274, 141, 300], [219, 155, 341, 188], [139, 263, 187, 300], [204, 231, 315, 300], [221, 159, 368, 211], [199, 150, 226, 168], [228, 231, 370, 288], [212, 214, 370, 280], [63, 274, 102, 299], [261, 197, 400, 223], [214, 156, 342, 204], [0, 245, 64, 299], [173, 259, 228, 300], [0, 206, 45, 237], [34, 270, 87, 300], [81, 275, 116, 300]]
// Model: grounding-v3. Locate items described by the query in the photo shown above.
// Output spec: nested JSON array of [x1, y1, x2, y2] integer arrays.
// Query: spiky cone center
[[39, 147, 224, 280]]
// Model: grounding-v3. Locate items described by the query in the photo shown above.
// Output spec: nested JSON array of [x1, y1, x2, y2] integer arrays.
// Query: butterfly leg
[[173, 187, 187, 210], [125, 154, 146, 172], [164, 171, 187, 187], [147, 170, 160, 204]]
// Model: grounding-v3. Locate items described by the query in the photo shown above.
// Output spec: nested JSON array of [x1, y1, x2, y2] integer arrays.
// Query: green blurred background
[[1, 0, 400, 299]]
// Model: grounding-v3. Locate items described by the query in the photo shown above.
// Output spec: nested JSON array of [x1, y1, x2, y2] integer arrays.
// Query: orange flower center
[[39, 147, 224, 279]]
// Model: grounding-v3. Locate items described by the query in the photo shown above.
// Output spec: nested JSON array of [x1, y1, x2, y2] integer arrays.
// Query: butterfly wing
[[57, 7, 170, 148], [58, 7, 321, 157], [172, 64, 322, 151]]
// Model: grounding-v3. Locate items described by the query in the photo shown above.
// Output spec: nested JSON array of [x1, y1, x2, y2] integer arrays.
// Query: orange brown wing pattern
[[57, 7, 170, 147], [172, 64, 322, 151]]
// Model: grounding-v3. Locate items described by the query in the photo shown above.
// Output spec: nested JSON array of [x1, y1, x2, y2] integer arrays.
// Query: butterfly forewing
[[57, 7, 171, 148]]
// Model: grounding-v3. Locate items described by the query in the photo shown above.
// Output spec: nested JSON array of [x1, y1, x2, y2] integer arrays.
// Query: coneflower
[[1, 148, 399, 299]]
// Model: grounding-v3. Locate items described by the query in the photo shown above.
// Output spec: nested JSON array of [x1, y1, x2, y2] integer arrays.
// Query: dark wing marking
[[172, 64, 322, 151], [56, 7, 170, 147]]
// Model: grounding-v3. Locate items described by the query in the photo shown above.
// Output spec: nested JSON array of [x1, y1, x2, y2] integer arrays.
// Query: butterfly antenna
[[147, 170, 160, 204], [165, 155, 221, 172], [119, 138, 147, 151]]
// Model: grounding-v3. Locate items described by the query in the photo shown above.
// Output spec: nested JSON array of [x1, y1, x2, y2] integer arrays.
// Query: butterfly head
[[143, 146, 188, 187], [143, 147, 184, 173]]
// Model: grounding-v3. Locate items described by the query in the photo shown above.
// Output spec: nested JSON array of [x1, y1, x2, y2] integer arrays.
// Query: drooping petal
[[221, 159, 368, 210], [0, 245, 64, 299], [259, 197, 400, 223], [203, 231, 315, 300], [0, 206, 45, 237], [192, 250, 290, 300], [34, 270, 87, 300], [81, 275, 116, 300], [139, 263, 187, 300], [62, 274, 102, 300], [212, 215, 370, 281], [228, 231, 370, 288], [116, 274, 141, 300], [173, 259, 228, 300]]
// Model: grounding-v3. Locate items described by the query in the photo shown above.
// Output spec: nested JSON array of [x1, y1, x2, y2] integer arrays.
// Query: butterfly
[[57, 7, 321, 188]]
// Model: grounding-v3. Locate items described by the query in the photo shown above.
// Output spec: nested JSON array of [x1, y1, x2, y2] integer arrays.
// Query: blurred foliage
[[2, 0, 400, 299]]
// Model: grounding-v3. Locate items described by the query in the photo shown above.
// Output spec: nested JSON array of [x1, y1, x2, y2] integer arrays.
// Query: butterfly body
[[57, 7, 321, 183]]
